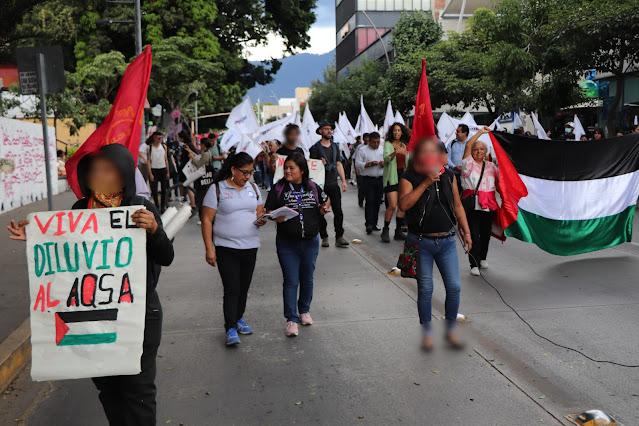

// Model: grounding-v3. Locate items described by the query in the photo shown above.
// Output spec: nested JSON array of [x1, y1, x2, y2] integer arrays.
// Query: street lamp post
[[360, 10, 391, 68]]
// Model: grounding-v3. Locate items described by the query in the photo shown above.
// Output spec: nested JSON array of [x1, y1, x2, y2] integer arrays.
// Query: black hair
[[284, 123, 300, 137], [593, 127, 604, 135], [407, 137, 438, 174], [457, 124, 469, 136], [279, 152, 309, 185], [385, 122, 410, 143], [213, 151, 254, 183], [77, 144, 136, 201], [200, 137, 213, 149], [363, 133, 370, 139], [57, 149, 64, 157], [368, 131, 381, 140]]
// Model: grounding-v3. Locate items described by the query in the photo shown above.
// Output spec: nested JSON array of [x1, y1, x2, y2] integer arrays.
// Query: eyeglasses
[[236, 168, 254, 177]]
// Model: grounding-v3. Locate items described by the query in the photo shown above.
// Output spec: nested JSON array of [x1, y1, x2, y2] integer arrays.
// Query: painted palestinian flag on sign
[[491, 132, 639, 256]]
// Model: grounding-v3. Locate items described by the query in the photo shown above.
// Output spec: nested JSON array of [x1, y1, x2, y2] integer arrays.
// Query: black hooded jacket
[[72, 144, 174, 312]]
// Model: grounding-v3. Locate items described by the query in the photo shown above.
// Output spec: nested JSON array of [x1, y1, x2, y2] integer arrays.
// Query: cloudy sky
[[244, 0, 335, 61]]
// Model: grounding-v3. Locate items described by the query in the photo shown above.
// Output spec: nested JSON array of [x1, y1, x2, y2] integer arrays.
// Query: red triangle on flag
[[55, 312, 70, 345]]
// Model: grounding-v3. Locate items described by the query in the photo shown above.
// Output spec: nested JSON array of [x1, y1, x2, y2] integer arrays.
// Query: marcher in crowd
[[353, 133, 370, 207], [593, 128, 604, 141], [266, 153, 330, 337], [56, 149, 66, 177], [176, 130, 198, 209], [146, 131, 170, 212], [448, 124, 470, 183], [382, 123, 409, 242], [138, 137, 150, 182], [310, 121, 349, 248], [186, 136, 224, 216], [399, 137, 471, 351], [461, 128, 499, 276], [634, 125, 639, 134], [277, 124, 305, 157], [8, 144, 174, 425], [355, 131, 384, 235], [200, 152, 265, 346]]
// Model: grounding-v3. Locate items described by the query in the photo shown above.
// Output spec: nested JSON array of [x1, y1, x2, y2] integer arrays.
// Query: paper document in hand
[[268, 206, 299, 221]]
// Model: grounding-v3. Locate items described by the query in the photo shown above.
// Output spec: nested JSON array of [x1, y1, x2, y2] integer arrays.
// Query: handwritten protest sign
[[273, 154, 325, 187], [25, 206, 147, 381]]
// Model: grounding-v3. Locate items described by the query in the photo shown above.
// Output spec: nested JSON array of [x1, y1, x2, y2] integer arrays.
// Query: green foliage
[[2, 0, 317, 125]]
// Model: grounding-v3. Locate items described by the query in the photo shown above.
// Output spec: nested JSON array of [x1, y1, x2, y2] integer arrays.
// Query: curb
[[0, 320, 30, 393]]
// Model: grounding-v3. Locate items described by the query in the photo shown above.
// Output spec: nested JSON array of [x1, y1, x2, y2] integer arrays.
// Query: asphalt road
[[1, 188, 638, 425]]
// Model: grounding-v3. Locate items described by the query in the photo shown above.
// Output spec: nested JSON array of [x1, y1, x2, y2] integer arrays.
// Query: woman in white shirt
[[200, 152, 266, 346], [146, 131, 170, 211]]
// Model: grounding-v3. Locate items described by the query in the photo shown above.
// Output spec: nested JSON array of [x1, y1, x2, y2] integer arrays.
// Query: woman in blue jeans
[[265, 153, 330, 337], [399, 138, 472, 351]]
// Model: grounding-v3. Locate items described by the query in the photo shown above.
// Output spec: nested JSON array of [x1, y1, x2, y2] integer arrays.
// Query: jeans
[[276, 236, 320, 323], [408, 233, 461, 333], [216, 246, 258, 330], [466, 209, 494, 268], [319, 183, 344, 238], [362, 176, 383, 228]]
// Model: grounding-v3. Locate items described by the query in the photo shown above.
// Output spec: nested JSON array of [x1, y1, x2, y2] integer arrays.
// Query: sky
[[243, 0, 335, 61]]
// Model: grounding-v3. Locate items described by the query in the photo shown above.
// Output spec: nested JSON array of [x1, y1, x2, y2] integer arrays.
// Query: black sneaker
[[394, 229, 406, 241], [366, 226, 373, 235], [380, 227, 390, 243]]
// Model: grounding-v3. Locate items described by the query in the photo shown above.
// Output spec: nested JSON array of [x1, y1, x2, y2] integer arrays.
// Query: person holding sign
[[265, 153, 330, 337], [310, 121, 349, 248], [277, 124, 305, 157], [200, 152, 266, 346], [7, 143, 174, 426]]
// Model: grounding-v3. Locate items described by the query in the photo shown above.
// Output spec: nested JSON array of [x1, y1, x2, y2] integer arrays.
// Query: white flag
[[358, 95, 376, 135], [237, 133, 264, 159], [300, 104, 318, 150], [382, 100, 395, 136], [225, 98, 259, 135], [634, 115, 638, 126], [254, 114, 295, 144], [489, 117, 501, 131], [573, 114, 586, 141], [512, 111, 524, 133], [394, 110, 405, 125], [531, 112, 550, 140], [338, 112, 357, 144], [219, 127, 243, 152], [437, 112, 460, 146]]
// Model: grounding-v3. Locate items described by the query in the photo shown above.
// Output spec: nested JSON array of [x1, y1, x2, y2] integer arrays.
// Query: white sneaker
[[480, 260, 488, 269], [285, 321, 299, 337], [470, 267, 480, 276]]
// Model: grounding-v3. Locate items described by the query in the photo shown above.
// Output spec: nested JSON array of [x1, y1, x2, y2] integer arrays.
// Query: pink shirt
[[461, 157, 499, 211]]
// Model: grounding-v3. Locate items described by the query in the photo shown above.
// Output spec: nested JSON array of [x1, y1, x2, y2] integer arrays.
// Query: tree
[[553, 0, 639, 133]]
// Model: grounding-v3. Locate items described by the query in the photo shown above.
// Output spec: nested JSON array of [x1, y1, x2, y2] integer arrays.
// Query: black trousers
[[216, 246, 258, 330], [356, 175, 365, 206], [150, 168, 168, 210], [362, 176, 383, 228], [319, 183, 344, 238], [92, 293, 162, 426], [467, 209, 494, 267]]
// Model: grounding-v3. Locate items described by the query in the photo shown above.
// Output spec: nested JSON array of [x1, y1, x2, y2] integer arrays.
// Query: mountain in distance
[[247, 50, 334, 102]]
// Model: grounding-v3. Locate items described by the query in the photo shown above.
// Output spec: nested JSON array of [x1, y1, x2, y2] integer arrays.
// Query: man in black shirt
[[277, 124, 306, 157], [309, 121, 349, 248]]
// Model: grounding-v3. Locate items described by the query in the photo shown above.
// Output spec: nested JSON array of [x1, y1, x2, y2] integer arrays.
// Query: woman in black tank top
[[399, 138, 472, 351]]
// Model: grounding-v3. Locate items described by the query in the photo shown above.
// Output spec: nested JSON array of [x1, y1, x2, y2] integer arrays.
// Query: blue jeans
[[408, 233, 461, 333], [276, 235, 320, 323]]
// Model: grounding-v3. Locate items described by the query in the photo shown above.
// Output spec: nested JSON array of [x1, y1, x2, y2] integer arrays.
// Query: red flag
[[407, 59, 436, 151], [66, 46, 153, 197], [489, 132, 528, 240]]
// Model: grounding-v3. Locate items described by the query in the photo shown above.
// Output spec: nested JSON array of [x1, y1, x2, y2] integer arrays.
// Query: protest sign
[[25, 206, 147, 381], [181, 160, 205, 187], [273, 154, 325, 187]]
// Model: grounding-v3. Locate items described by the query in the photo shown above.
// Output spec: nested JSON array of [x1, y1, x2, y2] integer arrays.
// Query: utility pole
[[36, 53, 54, 210]]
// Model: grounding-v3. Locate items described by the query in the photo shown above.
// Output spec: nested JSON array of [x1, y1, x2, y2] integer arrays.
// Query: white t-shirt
[[202, 180, 263, 249], [138, 143, 149, 165], [149, 144, 167, 169]]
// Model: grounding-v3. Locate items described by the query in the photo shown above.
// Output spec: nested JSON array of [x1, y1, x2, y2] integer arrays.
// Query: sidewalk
[[0, 191, 77, 342], [18, 191, 560, 425]]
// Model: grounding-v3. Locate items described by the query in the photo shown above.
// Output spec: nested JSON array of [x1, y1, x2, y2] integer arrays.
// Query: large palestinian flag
[[491, 132, 639, 256]]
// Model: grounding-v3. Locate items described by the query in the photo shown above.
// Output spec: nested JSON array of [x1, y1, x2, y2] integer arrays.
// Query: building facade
[[335, 0, 495, 78]]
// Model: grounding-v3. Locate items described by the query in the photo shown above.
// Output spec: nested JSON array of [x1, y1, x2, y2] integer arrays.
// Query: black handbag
[[462, 161, 485, 212], [396, 188, 436, 279]]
